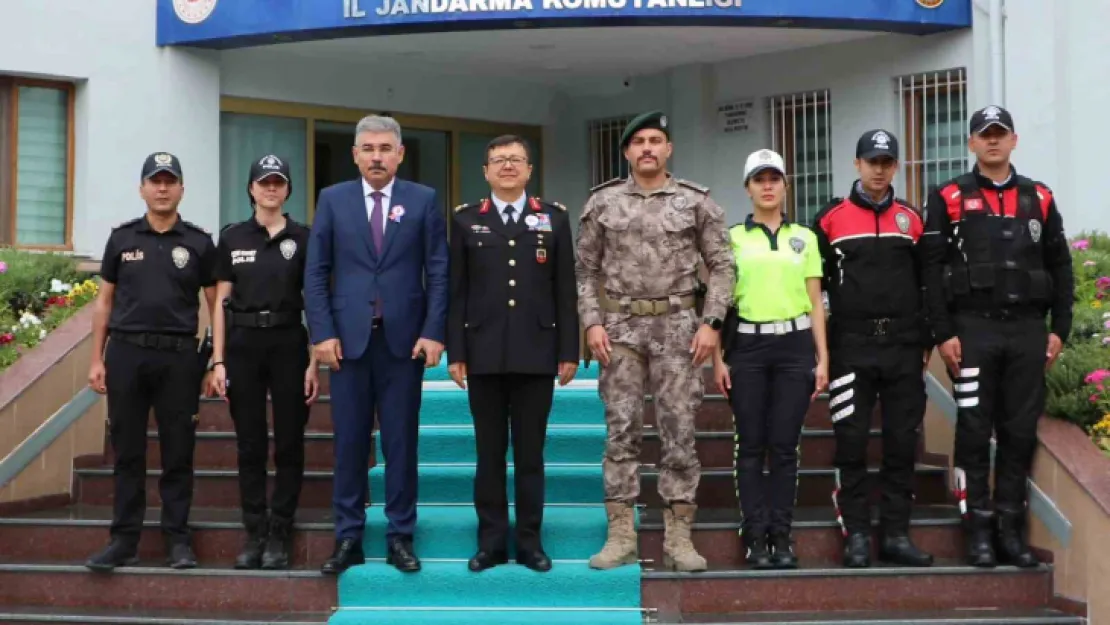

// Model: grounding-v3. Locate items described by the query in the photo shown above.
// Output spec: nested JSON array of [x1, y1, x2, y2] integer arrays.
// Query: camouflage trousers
[[598, 308, 703, 505]]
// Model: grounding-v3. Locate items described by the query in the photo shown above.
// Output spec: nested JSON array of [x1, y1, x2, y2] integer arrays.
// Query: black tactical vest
[[944, 174, 1052, 309]]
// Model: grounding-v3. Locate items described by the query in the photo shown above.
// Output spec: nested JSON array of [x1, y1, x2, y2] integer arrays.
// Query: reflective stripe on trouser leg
[[829, 371, 859, 536], [952, 367, 980, 517]]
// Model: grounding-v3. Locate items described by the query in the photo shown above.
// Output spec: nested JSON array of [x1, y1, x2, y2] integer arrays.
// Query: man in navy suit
[[304, 115, 449, 575]]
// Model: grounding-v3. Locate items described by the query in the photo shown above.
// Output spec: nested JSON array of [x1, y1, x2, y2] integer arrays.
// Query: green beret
[[620, 110, 669, 149]]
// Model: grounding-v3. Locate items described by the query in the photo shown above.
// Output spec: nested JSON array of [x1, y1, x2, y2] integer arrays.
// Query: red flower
[[0, 333, 13, 345]]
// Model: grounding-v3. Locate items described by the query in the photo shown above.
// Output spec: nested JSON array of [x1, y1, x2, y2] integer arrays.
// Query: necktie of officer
[[370, 190, 385, 318], [503, 204, 516, 224]]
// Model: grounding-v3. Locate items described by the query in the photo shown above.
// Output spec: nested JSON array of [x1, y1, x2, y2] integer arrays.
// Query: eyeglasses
[[488, 156, 529, 167]]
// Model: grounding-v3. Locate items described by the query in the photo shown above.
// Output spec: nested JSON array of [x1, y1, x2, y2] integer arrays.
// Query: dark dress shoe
[[321, 538, 365, 575], [879, 534, 934, 567], [386, 540, 421, 572], [168, 543, 198, 570], [516, 549, 552, 572], [843, 532, 872, 568], [468, 550, 508, 572], [85, 540, 139, 572]]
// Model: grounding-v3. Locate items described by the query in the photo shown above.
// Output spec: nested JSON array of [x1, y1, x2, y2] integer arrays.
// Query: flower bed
[[1045, 232, 1110, 456], [0, 248, 98, 371]]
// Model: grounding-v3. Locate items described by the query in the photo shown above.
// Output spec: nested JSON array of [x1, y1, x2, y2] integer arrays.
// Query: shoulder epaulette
[[589, 178, 623, 193], [114, 217, 141, 230], [453, 202, 473, 214], [537, 199, 567, 212], [182, 220, 211, 235], [676, 179, 709, 194]]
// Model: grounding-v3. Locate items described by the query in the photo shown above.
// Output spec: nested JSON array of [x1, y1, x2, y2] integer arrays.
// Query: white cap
[[743, 149, 786, 181]]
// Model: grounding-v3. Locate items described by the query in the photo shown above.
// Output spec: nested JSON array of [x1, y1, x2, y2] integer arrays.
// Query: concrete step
[[649, 608, 1083, 624], [641, 561, 1055, 615], [637, 505, 965, 566]]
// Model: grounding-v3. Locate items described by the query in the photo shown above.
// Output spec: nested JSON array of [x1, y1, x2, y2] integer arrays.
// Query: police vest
[[943, 173, 1052, 309]]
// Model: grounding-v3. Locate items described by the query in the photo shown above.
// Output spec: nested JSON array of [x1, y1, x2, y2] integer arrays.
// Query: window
[[587, 115, 634, 187], [896, 68, 969, 208], [769, 90, 833, 225], [219, 112, 308, 228], [0, 77, 75, 248]]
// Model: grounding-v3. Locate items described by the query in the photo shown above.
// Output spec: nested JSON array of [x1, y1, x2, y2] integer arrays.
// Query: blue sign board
[[157, 0, 970, 48]]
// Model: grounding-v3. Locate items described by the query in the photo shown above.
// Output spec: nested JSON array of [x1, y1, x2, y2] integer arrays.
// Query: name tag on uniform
[[121, 249, 144, 262], [231, 250, 257, 265], [470, 225, 491, 234]]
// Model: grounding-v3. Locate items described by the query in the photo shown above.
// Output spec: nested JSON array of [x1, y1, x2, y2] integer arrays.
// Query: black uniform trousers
[[104, 334, 200, 546], [949, 313, 1047, 514], [727, 328, 815, 536], [224, 325, 310, 523], [468, 373, 554, 554], [828, 338, 926, 535]]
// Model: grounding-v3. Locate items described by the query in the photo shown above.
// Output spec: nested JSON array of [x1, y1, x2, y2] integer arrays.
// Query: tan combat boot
[[589, 502, 639, 569], [663, 503, 708, 572]]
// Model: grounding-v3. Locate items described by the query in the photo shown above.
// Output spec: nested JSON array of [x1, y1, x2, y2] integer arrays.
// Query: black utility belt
[[832, 315, 920, 338], [110, 331, 197, 352], [229, 310, 303, 328]]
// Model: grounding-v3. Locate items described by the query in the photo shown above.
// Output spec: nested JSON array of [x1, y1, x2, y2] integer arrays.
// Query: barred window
[[896, 68, 969, 209], [587, 115, 634, 187], [769, 90, 833, 225]]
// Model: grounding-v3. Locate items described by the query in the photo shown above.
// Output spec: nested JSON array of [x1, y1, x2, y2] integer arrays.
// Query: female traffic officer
[[207, 154, 319, 570], [713, 149, 828, 570]]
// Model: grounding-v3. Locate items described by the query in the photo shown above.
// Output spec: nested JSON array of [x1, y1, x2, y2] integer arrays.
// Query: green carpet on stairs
[[330, 371, 642, 625], [421, 360, 602, 382]]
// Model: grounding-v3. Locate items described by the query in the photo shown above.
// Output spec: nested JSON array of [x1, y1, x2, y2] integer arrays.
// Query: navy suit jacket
[[304, 177, 449, 361]]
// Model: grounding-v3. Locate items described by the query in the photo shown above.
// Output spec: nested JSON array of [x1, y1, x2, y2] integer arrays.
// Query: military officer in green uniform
[[576, 111, 735, 572]]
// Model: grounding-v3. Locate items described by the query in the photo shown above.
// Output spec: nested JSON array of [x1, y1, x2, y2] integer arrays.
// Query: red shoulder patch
[[1035, 183, 1053, 221]]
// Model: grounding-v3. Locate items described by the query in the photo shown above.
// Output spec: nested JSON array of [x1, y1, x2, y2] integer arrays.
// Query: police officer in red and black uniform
[[813, 130, 935, 569], [86, 152, 218, 572], [207, 154, 318, 571], [922, 106, 1074, 568]]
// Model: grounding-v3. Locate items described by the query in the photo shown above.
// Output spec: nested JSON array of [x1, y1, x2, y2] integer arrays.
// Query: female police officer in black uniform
[[207, 154, 318, 570], [712, 149, 828, 570]]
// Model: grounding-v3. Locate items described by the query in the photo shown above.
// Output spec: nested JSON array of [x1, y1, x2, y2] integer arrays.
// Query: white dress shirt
[[490, 192, 526, 225], [362, 177, 396, 233]]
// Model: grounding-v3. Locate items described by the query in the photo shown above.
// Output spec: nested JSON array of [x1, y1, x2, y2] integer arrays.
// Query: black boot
[[234, 513, 268, 570], [995, 506, 1039, 568], [85, 538, 139, 572], [261, 516, 294, 570], [741, 528, 773, 569], [767, 528, 798, 569], [879, 532, 934, 567], [964, 509, 997, 568], [842, 532, 871, 568]]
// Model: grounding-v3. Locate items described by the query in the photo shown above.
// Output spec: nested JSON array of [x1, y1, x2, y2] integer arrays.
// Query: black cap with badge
[[856, 129, 899, 160], [969, 105, 1015, 135], [249, 154, 291, 183], [141, 152, 183, 181]]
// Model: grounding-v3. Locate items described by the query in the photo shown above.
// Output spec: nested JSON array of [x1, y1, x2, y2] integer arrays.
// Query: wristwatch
[[703, 316, 723, 331]]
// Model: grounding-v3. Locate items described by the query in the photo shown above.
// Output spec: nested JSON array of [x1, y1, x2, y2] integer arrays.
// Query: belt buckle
[[774, 321, 787, 335], [257, 311, 272, 328], [873, 318, 890, 337]]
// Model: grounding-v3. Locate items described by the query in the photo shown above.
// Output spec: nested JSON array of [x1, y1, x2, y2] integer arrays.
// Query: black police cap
[[141, 152, 183, 181], [620, 111, 670, 149], [856, 129, 899, 160], [249, 154, 291, 183], [969, 105, 1015, 135]]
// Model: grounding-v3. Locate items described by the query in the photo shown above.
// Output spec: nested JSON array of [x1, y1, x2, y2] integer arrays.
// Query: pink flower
[[0, 333, 13, 345], [1097, 277, 1110, 290], [1073, 239, 1090, 250], [1104, 336, 1110, 346], [0, 261, 6, 274], [1085, 369, 1110, 385], [1092, 394, 1101, 404], [1105, 320, 1110, 330]]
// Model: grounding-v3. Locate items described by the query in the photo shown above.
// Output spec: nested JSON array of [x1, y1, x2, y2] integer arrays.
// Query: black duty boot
[[741, 528, 773, 569], [234, 513, 268, 570], [261, 516, 294, 570], [879, 532, 934, 567], [965, 509, 997, 568], [995, 506, 1039, 568], [767, 528, 798, 569], [842, 532, 871, 568], [85, 539, 139, 572]]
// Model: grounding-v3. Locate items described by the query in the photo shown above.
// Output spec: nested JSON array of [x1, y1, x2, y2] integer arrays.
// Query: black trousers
[[950, 314, 1046, 514], [727, 329, 815, 536], [104, 336, 200, 546], [225, 325, 310, 524], [467, 374, 554, 553], [829, 339, 926, 535]]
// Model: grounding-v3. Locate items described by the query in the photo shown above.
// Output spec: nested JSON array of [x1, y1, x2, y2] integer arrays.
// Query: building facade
[[1, 0, 1106, 259]]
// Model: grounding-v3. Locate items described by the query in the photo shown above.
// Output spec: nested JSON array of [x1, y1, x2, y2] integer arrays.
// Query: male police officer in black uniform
[[86, 152, 218, 572], [446, 134, 579, 573], [207, 154, 317, 570], [814, 130, 934, 569], [922, 105, 1074, 568]]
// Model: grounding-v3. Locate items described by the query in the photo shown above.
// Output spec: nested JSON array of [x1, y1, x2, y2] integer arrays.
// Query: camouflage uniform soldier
[[576, 111, 735, 572]]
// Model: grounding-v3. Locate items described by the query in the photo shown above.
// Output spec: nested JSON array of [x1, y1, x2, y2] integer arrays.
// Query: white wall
[[1, 0, 222, 258]]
